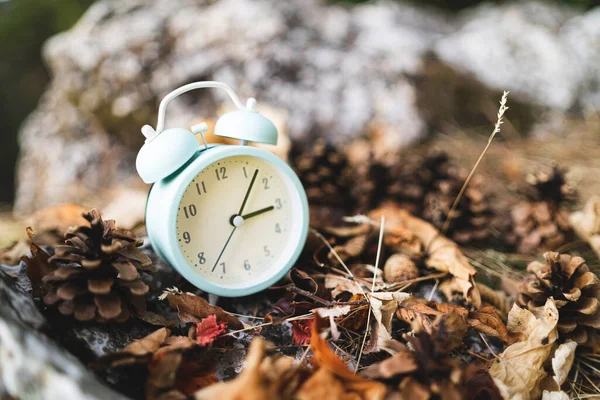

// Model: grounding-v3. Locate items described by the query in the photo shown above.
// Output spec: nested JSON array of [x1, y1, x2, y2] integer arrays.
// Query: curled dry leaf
[[396, 297, 471, 351], [467, 306, 523, 345], [489, 299, 560, 400], [369, 204, 481, 307], [570, 196, 600, 260], [306, 315, 387, 400], [195, 337, 309, 400], [166, 292, 243, 330], [21, 227, 55, 297]]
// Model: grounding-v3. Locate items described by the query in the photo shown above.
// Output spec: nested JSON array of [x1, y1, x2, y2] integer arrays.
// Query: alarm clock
[[136, 81, 309, 297]]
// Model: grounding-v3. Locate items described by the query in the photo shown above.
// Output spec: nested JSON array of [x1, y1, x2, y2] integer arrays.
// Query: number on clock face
[[176, 155, 292, 286]]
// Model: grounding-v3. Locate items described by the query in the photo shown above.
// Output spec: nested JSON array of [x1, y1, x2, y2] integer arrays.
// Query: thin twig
[[356, 216, 385, 372], [285, 286, 367, 307], [441, 91, 509, 235]]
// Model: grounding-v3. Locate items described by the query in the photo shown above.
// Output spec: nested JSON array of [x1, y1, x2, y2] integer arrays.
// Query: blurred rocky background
[[1, 0, 599, 222]]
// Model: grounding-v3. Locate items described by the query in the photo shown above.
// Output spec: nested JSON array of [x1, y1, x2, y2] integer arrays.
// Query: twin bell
[[136, 97, 277, 185]]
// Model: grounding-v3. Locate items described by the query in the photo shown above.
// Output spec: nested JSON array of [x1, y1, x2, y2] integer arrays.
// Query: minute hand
[[241, 206, 275, 220]]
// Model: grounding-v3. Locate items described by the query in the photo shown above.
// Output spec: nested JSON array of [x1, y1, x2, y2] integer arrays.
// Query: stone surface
[[434, 2, 600, 112], [0, 266, 127, 400], [15, 0, 600, 213]]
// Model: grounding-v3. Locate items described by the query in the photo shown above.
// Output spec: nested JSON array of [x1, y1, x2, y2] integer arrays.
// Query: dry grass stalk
[[441, 91, 509, 235]]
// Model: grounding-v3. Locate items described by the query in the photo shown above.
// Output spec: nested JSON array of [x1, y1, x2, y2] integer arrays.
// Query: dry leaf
[[325, 274, 365, 298], [310, 316, 387, 399], [296, 368, 353, 400], [550, 341, 577, 387], [540, 341, 577, 393], [467, 306, 522, 345], [166, 292, 243, 330], [195, 338, 307, 400], [291, 318, 313, 345], [195, 315, 227, 346], [541, 391, 569, 400], [489, 299, 560, 400], [369, 292, 411, 353], [362, 341, 418, 379], [396, 297, 469, 351], [21, 227, 55, 297], [369, 204, 481, 306], [570, 196, 600, 260]]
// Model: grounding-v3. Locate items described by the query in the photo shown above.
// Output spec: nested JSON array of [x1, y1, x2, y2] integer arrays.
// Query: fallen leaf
[[540, 341, 577, 393], [467, 306, 522, 345], [541, 391, 569, 400], [325, 274, 366, 298], [362, 341, 418, 379], [195, 315, 227, 346], [396, 297, 469, 351], [369, 292, 411, 353], [295, 368, 352, 400], [291, 318, 313, 345], [195, 338, 308, 400], [489, 299, 560, 400], [337, 294, 369, 331], [21, 227, 55, 297], [310, 315, 387, 399], [369, 204, 481, 306], [166, 292, 243, 330], [94, 327, 216, 399], [570, 196, 600, 260]]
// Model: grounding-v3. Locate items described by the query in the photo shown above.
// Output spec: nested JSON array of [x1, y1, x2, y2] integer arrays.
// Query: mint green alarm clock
[[136, 81, 309, 297]]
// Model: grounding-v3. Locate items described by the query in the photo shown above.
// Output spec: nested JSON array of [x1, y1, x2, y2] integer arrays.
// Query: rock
[[15, 0, 450, 213], [434, 2, 599, 112], [0, 267, 127, 400], [14, 0, 600, 213]]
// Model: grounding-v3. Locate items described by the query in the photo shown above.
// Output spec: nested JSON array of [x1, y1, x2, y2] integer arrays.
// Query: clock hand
[[241, 205, 275, 220], [212, 226, 237, 272], [238, 169, 259, 216]]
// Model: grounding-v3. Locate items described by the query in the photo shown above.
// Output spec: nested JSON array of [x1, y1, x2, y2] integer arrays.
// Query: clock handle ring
[[141, 81, 249, 142]]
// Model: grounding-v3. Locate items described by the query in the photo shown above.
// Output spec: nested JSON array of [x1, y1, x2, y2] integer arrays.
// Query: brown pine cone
[[423, 172, 493, 244], [507, 167, 575, 254], [291, 139, 354, 211], [385, 152, 452, 215], [517, 252, 600, 347], [42, 209, 152, 322]]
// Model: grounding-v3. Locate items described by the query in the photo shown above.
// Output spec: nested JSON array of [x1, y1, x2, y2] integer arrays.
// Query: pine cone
[[507, 167, 575, 254], [363, 329, 501, 400], [517, 252, 600, 347], [291, 139, 354, 211], [385, 152, 452, 215], [423, 172, 493, 244], [42, 209, 152, 322]]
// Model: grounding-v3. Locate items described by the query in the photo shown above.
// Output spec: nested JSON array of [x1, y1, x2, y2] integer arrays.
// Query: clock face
[[176, 155, 297, 289]]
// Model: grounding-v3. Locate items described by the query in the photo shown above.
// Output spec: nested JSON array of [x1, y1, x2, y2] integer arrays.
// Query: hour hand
[[241, 205, 274, 220]]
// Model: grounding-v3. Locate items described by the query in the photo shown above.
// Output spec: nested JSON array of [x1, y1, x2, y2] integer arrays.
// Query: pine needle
[[441, 91, 510, 235]]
